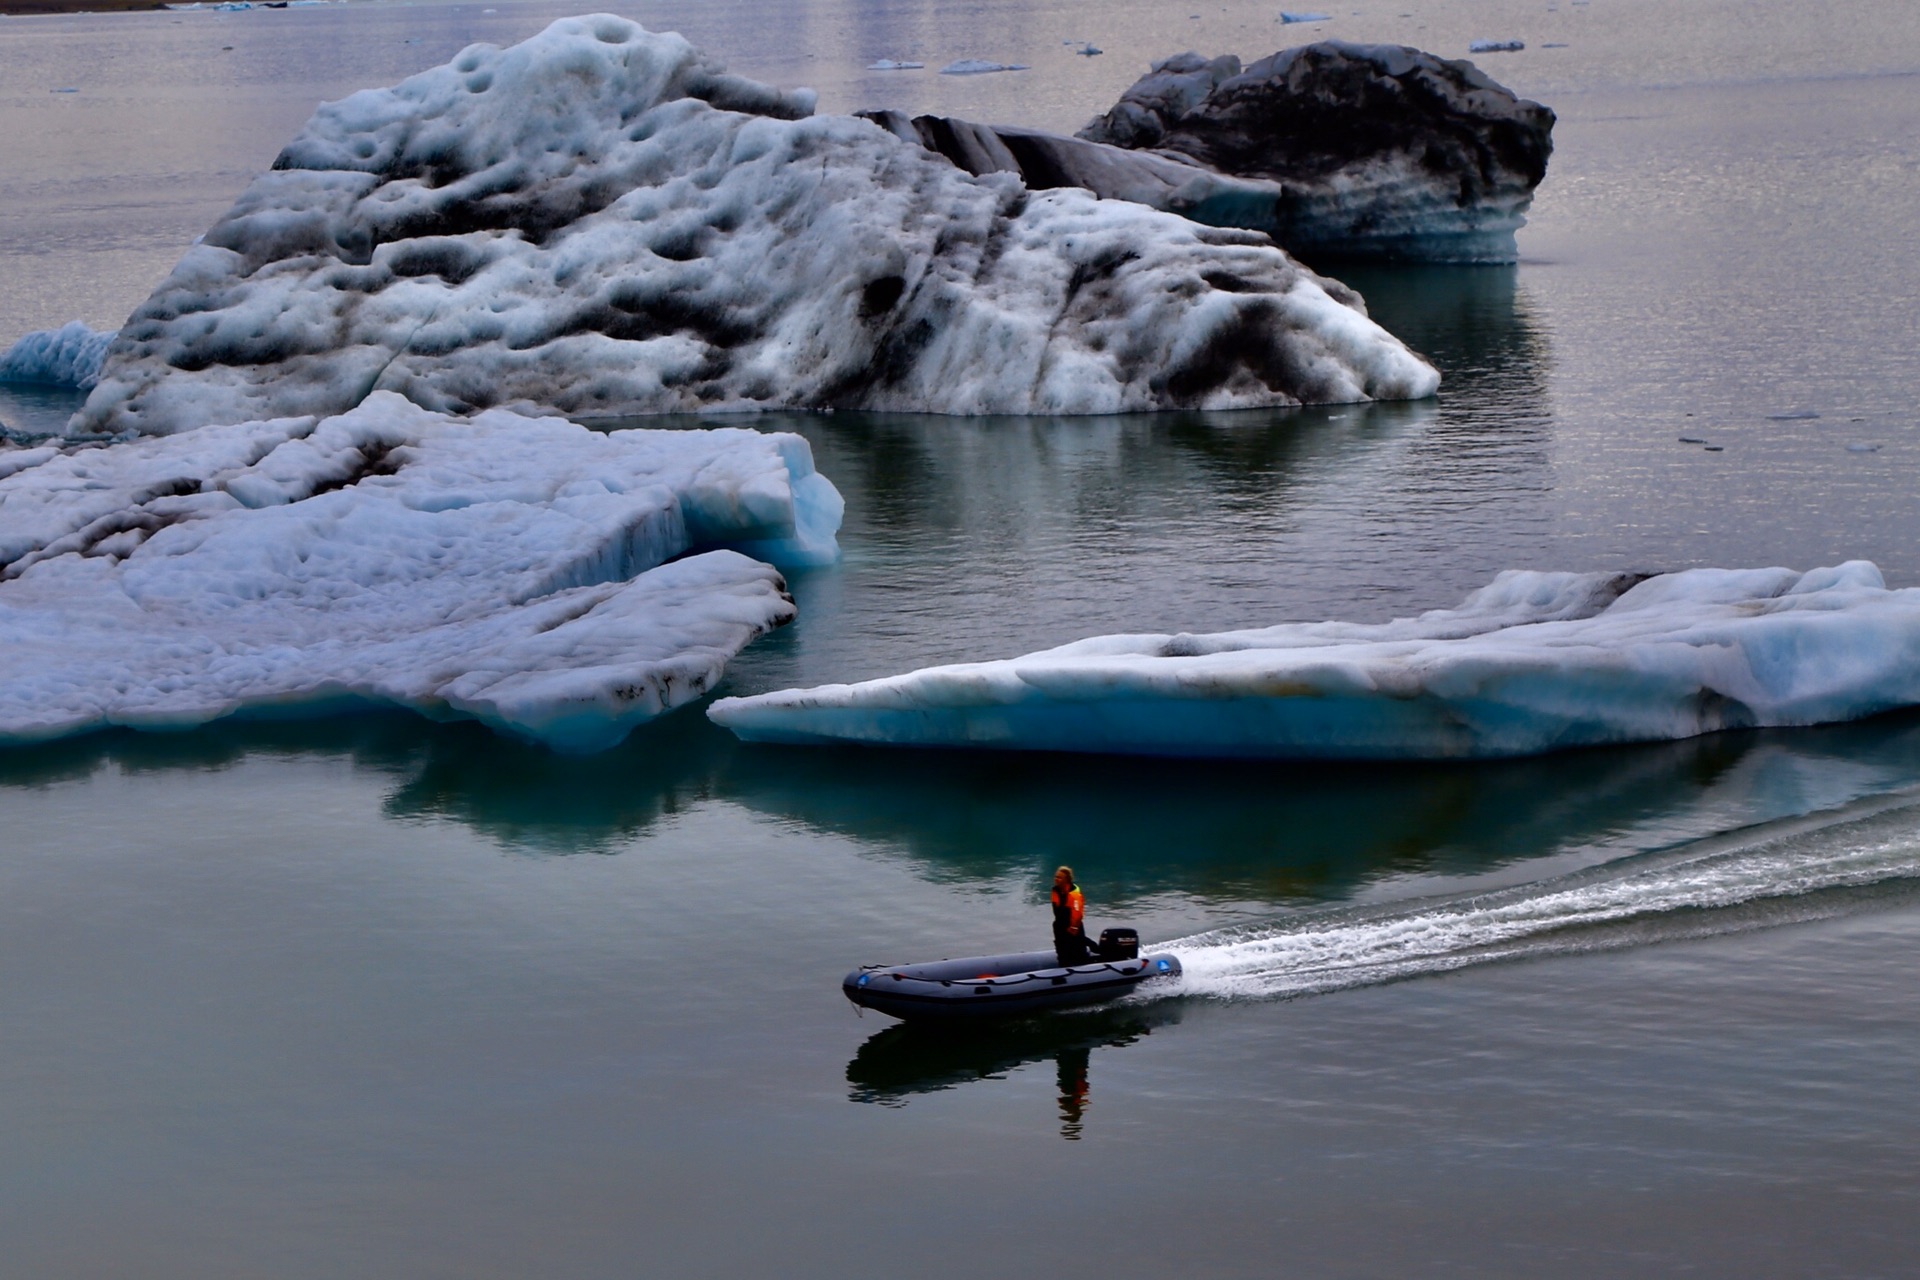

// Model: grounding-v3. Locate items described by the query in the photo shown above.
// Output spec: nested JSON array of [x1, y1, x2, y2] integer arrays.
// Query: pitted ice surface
[[72, 15, 1437, 437]]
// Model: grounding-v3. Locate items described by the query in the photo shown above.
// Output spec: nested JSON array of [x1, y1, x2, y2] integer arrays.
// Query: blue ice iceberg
[[710, 563, 1920, 759], [0, 322, 115, 391], [0, 393, 841, 751]]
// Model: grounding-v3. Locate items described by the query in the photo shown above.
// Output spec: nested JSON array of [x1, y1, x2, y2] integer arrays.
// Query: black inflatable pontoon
[[844, 929, 1181, 1022]]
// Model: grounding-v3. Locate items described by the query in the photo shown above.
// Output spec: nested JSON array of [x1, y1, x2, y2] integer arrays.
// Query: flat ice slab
[[710, 563, 1920, 759], [74, 15, 1436, 436], [0, 393, 841, 751]]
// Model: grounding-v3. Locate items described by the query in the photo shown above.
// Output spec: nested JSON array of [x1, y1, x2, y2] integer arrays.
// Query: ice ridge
[[72, 15, 1437, 437], [709, 563, 1920, 759], [0, 392, 842, 751], [0, 322, 116, 390]]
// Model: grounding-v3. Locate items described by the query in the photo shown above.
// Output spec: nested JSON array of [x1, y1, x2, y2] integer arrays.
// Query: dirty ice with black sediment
[[70, 14, 1438, 437]]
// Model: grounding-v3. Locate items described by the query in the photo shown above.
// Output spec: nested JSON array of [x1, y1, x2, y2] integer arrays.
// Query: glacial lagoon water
[[4, 1, 1920, 1275]]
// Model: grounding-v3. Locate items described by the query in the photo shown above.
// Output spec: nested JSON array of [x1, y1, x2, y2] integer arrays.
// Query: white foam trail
[[1154, 789, 1920, 1002]]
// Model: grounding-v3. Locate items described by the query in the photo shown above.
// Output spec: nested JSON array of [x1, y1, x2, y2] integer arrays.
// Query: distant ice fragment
[[1279, 13, 1332, 23], [1468, 40, 1525, 53], [1847, 442, 1881, 453], [0, 322, 115, 391], [0, 393, 842, 752], [1766, 410, 1821, 420], [867, 59, 925, 70], [710, 563, 1920, 760], [939, 59, 1029, 74]]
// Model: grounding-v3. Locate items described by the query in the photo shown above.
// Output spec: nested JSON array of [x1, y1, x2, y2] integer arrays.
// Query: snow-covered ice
[[75, 16, 1436, 436], [0, 322, 115, 390], [710, 563, 1920, 759], [0, 392, 842, 751]]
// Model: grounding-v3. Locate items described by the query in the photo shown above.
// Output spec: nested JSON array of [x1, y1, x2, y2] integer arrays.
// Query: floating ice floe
[[710, 563, 1920, 760], [1078, 43, 1555, 262], [1279, 12, 1332, 23], [75, 15, 1436, 436], [939, 59, 1029, 75], [1468, 39, 1525, 53], [0, 322, 115, 391], [0, 392, 842, 752], [866, 59, 924, 71]]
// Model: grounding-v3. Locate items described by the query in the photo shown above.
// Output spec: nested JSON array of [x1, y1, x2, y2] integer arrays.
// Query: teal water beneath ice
[[4, 1, 1920, 1275]]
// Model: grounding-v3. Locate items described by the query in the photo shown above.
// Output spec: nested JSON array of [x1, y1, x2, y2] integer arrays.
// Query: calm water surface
[[3, 1, 1919, 1275]]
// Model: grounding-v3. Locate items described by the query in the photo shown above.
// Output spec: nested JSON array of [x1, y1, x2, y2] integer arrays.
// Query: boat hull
[[843, 948, 1182, 1022]]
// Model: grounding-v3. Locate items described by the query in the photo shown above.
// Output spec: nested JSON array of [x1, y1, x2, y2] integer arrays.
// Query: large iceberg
[[71, 15, 1437, 438], [0, 392, 841, 751], [1078, 44, 1556, 262], [709, 563, 1920, 759], [0, 322, 115, 391]]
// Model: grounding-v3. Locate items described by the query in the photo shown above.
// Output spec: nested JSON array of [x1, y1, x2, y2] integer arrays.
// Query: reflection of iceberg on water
[[713, 562, 1920, 760]]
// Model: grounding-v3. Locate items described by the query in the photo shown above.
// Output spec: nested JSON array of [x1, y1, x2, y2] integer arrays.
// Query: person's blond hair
[[1055, 865, 1075, 882]]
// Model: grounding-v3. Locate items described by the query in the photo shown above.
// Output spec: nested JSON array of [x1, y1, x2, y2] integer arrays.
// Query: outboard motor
[[1097, 928, 1139, 961]]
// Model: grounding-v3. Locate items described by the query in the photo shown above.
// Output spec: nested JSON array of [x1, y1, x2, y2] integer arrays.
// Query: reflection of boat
[[844, 931, 1180, 1021], [847, 1004, 1184, 1137]]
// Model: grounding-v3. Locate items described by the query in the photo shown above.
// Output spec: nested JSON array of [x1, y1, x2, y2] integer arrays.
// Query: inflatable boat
[[843, 928, 1181, 1022]]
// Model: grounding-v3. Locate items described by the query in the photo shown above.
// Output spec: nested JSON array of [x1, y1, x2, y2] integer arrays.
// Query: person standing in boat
[[1052, 866, 1092, 965]]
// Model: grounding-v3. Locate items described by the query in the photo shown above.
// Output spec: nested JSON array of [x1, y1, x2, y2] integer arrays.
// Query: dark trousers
[[1054, 930, 1093, 966]]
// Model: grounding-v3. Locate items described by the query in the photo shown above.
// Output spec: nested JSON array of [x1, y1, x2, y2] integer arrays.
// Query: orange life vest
[[1051, 882, 1085, 934]]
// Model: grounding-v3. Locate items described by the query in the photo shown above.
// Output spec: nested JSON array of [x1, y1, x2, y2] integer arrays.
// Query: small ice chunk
[[1677, 436, 1704, 444], [1469, 39, 1525, 53], [940, 59, 1029, 75], [711, 562, 1920, 760], [867, 59, 925, 70], [0, 322, 116, 391], [1280, 12, 1333, 23], [1846, 442, 1882, 453], [1766, 409, 1821, 420]]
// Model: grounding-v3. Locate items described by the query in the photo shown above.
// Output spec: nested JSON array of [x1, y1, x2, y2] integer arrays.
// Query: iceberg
[[73, 16, 1437, 437], [709, 563, 1920, 760], [0, 392, 842, 752], [1468, 40, 1526, 54], [1078, 43, 1556, 262], [0, 322, 116, 391]]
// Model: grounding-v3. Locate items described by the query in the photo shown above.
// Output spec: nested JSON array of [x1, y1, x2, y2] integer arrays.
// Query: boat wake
[[1153, 787, 1920, 1002]]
